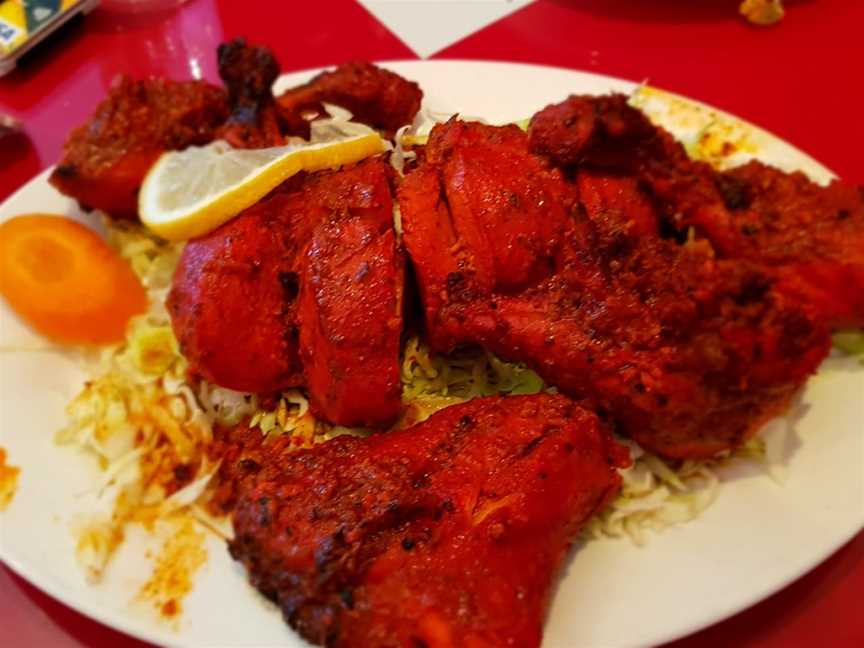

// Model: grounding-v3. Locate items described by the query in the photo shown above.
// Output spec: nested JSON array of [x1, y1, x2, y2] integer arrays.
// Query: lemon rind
[[139, 134, 385, 242]]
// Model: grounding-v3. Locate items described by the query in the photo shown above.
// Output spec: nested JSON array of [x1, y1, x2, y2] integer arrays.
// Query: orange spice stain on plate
[[0, 448, 20, 511], [137, 515, 207, 621], [629, 86, 760, 169]]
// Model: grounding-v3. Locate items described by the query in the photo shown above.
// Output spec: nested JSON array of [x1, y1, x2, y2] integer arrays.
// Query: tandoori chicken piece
[[215, 38, 285, 148], [400, 119, 829, 460], [575, 170, 659, 238], [298, 168, 404, 427], [276, 62, 423, 137], [167, 158, 403, 427], [529, 94, 864, 328], [228, 394, 628, 648], [715, 161, 864, 328], [49, 76, 228, 218], [167, 173, 311, 394], [528, 93, 664, 171]]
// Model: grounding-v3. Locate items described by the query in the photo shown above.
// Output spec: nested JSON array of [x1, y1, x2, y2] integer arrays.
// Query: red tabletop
[[1, 1, 862, 646]]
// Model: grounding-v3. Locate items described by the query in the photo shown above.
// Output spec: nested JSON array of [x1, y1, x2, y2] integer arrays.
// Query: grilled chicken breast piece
[[529, 94, 864, 328], [400, 119, 829, 460]]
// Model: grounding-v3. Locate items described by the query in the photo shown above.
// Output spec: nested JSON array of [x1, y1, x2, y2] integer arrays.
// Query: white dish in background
[[1, 61, 862, 648]]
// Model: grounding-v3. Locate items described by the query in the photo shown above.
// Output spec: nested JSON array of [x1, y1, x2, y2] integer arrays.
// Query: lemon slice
[[139, 133, 385, 241]]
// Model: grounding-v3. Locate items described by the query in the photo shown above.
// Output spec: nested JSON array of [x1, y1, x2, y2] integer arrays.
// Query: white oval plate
[[1, 61, 862, 648]]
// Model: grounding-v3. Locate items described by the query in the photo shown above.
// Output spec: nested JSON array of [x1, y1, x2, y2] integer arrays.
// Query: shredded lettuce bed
[[832, 331, 864, 364]]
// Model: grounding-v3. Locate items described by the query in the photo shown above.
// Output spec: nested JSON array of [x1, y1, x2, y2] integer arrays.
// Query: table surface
[[0, 0, 862, 646]]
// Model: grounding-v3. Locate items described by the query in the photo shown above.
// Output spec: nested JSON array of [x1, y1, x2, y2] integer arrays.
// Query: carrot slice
[[0, 214, 147, 345]]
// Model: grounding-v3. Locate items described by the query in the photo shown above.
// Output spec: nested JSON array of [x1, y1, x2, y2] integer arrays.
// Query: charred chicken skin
[[49, 42, 424, 220], [167, 158, 403, 427], [167, 174, 312, 395], [215, 37, 285, 148], [716, 161, 864, 329], [298, 172, 404, 427], [48, 76, 228, 218], [399, 119, 829, 460], [529, 94, 864, 328], [228, 394, 627, 648], [276, 61, 423, 137]]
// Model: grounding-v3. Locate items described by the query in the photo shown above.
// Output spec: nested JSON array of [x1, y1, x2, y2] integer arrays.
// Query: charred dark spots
[[599, 231, 634, 263], [458, 415, 475, 428], [279, 272, 300, 301], [401, 537, 416, 551], [54, 164, 78, 178], [441, 499, 456, 514], [324, 624, 341, 646], [231, 105, 258, 125], [716, 175, 751, 210], [173, 463, 193, 483], [518, 434, 545, 458], [659, 325, 678, 340], [314, 529, 347, 571], [837, 208, 851, 221], [446, 271, 466, 295], [238, 457, 261, 472], [257, 497, 271, 526], [658, 215, 689, 244], [778, 310, 819, 356], [355, 261, 370, 282], [734, 273, 771, 305], [339, 588, 355, 609]]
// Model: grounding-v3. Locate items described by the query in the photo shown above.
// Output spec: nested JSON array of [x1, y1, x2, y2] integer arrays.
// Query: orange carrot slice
[[0, 214, 147, 345]]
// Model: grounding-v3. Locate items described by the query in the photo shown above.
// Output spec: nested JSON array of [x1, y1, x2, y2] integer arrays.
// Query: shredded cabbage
[[390, 125, 416, 176], [399, 337, 544, 424], [309, 102, 394, 153], [58, 222, 215, 580], [585, 440, 721, 546], [832, 330, 864, 364]]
